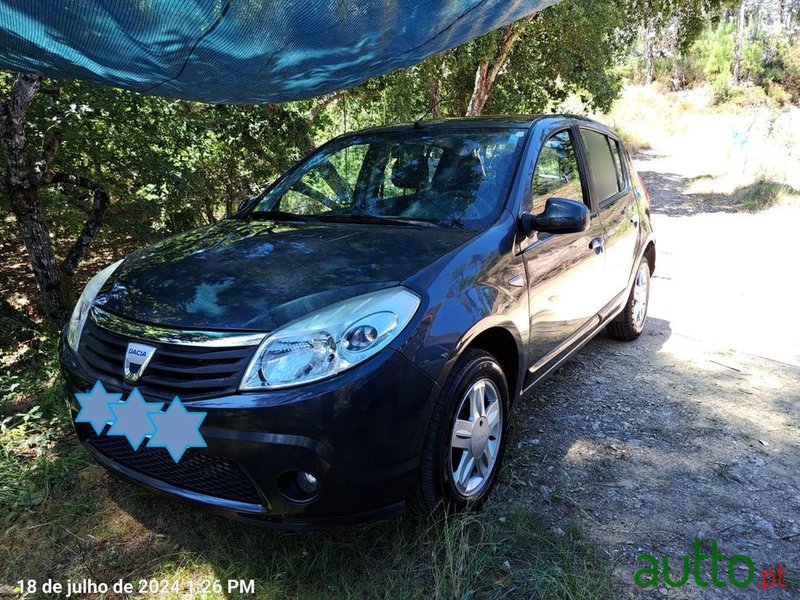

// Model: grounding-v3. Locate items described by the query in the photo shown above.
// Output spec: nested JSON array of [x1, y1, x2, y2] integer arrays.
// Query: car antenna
[[414, 91, 455, 129]]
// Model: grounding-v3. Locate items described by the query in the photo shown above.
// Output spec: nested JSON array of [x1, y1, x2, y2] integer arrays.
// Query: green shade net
[[0, 0, 556, 103]]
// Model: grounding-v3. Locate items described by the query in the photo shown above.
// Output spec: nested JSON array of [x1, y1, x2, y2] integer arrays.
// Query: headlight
[[66, 260, 123, 351], [240, 287, 420, 390]]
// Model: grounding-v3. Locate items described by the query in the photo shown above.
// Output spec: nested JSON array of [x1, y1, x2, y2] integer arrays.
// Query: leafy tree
[[0, 75, 313, 325]]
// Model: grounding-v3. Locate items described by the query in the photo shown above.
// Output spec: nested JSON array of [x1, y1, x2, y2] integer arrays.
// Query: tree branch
[[1, 73, 41, 190], [36, 128, 62, 186], [310, 91, 347, 124], [49, 172, 111, 276]]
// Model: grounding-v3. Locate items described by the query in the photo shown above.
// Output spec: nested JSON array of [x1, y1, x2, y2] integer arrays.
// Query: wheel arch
[[643, 240, 656, 275], [437, 320, 525, 402]]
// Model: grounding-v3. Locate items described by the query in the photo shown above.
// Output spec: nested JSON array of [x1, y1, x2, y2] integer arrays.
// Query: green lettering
[[728, 555, 754, 588], [663, 554, 690, 587], [693, 540, 710, 587], [635, 555, 659, 588], [711, 541, 728, 587]]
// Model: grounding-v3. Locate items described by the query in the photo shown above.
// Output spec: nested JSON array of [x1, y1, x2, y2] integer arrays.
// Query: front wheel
[[606, 257, 651, 341], [410, 349, 509, 514]]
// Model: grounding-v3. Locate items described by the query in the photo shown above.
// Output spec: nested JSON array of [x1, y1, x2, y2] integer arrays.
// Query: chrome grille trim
[[89, 306, 267, 347]]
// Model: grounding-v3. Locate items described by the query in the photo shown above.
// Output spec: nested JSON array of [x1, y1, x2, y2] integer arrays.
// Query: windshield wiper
[[316, 214, 437, 228], [248, 210, 321, 223]]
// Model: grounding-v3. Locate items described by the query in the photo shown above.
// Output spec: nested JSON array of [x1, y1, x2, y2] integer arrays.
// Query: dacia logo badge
[[124, 342, 156, 383]]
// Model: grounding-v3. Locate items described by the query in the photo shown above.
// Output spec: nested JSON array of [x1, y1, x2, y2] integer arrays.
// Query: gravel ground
[[501, 152, 800, 598]]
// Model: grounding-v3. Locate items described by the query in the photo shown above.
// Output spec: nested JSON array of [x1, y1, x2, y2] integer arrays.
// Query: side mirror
[[519, 198, 590, 237]]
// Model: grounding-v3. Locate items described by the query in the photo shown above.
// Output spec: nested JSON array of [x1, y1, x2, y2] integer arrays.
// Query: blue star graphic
[[107, 389, 163, 450], [75, 381, 122, 435], [147, 397, 207, 463]]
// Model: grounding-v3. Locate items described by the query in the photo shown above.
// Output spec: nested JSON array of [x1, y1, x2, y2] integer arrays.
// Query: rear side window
[[608, 137, 627, 190], [580, 129, 622, 202], [529, 130, 584, 215]]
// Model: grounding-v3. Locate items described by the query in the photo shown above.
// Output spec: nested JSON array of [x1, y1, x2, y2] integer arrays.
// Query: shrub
[[712, 78, 733, 104], [761, 40, 800, 104], [766, 82, 792, 106]]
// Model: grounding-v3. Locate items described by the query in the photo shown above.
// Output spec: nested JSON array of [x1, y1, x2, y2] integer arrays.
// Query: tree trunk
[[0, 74, 68, 321], [428, 67, 443, 118], [1, 73, 112, 324], [732, 1, 747, 85], [465, 19, 531, 116], [466, 62, 491, 117], [644, 18, 656, 85]]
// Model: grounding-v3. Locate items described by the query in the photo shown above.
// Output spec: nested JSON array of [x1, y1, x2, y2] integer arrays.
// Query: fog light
[[278, 470, 321, 503], [297, 471, 318, 494]]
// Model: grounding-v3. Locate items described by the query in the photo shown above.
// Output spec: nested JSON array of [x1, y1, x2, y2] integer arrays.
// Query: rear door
[[578, 127, 640, 305], [520, 125, 606, 368]]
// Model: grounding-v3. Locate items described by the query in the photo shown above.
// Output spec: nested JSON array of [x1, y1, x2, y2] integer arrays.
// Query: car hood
[[96, 219, 473, 331]]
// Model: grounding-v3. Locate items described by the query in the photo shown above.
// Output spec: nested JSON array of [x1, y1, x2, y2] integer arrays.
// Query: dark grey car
[[61, 115, 655, 527]]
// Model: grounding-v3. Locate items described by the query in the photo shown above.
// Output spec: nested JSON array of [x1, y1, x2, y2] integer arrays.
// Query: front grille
[[88, 435, 263, 505], [79, 318, 257, 401]]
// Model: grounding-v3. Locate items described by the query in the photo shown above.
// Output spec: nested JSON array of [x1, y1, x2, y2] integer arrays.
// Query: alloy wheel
[[633, 261, 650, 329], [449, 378, 503, 497]]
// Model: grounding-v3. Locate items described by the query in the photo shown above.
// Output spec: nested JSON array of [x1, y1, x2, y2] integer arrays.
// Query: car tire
[[409, 348, 509, 514], [606, 257, 651, 341]]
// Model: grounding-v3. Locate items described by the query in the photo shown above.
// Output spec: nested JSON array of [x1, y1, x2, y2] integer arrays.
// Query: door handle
[[631, 214, 640, 227], [589, 237, 604, 254]]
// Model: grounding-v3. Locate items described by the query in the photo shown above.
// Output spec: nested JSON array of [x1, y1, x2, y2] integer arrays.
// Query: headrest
[[391, 154, 429, 190], [433, 152, 484, 194]]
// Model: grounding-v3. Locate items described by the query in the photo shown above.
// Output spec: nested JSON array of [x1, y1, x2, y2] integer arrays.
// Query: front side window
[[580, 128, 622, 202], [529, 130, 584, 216], [252, 129, 527, 230]]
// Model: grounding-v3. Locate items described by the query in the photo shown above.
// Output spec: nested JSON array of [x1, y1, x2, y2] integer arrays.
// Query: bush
[[772, 43, 800, 103], [711, 79, 730, 103], [766, 82, 792, 106]]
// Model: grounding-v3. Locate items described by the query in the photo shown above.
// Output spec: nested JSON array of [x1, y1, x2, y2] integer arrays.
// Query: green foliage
[[490, 0, 626, 114], [694, 22, 735, 88], [763, 41, 800, 104], [336, 0, 633, 123], [631, 8, 799, 108], [4, 0, 781, 322], [0, 78, 315, 242]]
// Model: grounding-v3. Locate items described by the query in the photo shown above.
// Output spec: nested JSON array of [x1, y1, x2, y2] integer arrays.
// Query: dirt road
[[505, 151, 800, 597]]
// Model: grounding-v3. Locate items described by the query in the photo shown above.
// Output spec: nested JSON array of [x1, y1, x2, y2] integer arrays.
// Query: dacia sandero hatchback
[[61, 115, 655, 528]]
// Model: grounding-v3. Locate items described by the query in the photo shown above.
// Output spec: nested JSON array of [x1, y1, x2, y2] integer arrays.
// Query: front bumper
[[61, 335, 439, 528]]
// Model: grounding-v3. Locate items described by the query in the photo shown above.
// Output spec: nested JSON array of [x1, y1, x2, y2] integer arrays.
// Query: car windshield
[[250, 128, 528, 230]]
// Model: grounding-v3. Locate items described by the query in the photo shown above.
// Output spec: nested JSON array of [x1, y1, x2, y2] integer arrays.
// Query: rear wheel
[[606, 257, 651, 341], [410, 349, 509, 514]]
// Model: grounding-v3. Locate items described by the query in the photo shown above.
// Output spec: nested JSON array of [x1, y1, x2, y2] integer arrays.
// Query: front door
[[520, 127, 606, 368], [578, 127, 640, 303]]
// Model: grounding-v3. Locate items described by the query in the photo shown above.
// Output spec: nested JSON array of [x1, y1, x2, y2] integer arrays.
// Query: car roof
[[339, 114, 617, 138]]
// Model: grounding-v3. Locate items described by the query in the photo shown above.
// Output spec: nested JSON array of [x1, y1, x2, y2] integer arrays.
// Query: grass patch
[[0, 334, 88, 523], [730, 180, 797, 211], [688, 177, 800, 212], [3, 483, 612, 599]]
